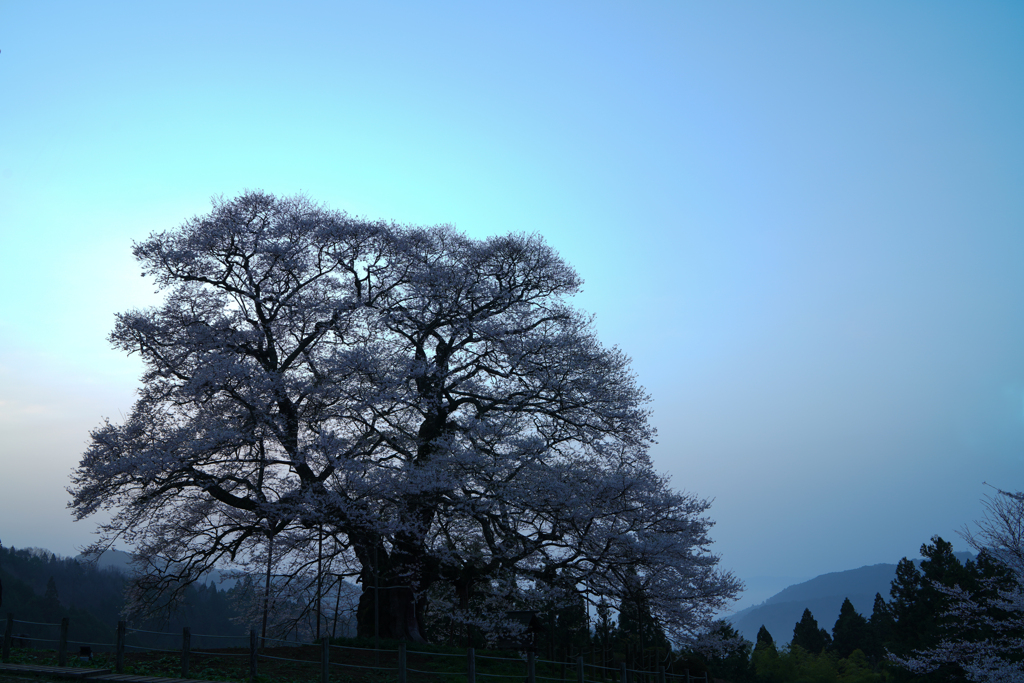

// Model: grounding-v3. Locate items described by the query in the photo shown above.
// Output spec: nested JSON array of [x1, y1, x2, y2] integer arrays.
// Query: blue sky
[[1, 1, 1022, 609]]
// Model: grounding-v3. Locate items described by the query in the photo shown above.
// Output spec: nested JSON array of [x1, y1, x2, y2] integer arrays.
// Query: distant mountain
[[728, 553, 974, 643]]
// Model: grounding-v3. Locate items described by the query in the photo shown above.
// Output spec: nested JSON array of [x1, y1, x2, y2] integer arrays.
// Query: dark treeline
[[0, 543, 702, 675], [0, 544, 680, 671], [5, 534, 1017, 682], [696, 536, 1022, 683], [0, 545, 245, 646], [418, 572, 696, 674]]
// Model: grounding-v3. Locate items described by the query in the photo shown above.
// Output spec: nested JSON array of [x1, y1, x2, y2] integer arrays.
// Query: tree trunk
[[356, 579, 426, 641]]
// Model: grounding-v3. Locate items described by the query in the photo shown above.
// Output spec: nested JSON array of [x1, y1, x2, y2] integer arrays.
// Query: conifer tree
[[44, 576, 60, 606], [755, 624, 775, 652], [830, 597, 870, 658], [890, 537, 969, 656], [866, 592, 894, 661], [791, 608, 830, 653]]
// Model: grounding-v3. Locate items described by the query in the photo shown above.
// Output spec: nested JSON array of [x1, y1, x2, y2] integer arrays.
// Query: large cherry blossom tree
[[69, 191, 739, 642]]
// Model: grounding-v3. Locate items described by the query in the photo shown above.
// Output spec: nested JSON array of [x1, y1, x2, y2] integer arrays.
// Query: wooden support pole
[[527, 651, 536, 683], [577, 655, 585, 683], [58, 617, 68, 667], [115, 621, 125, 673], [658, 665, 666, 683], [398, 642, 407, 683], [249, 629, 258, 683], [620, 662, 628, 683], [321, 636, 329, 683], [468, 646, 476, 683], [181, 626, 191, 678], [2, 613, 13, 662]]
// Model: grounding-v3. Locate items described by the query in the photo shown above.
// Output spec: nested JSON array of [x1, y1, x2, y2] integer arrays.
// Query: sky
[[1, 1, 1023, 610]]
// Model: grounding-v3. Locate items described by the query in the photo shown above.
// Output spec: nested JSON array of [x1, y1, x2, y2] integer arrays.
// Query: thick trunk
[[356, 577, 426, 642], [353, 541, 430, 642], [352, 379, 444, 642]]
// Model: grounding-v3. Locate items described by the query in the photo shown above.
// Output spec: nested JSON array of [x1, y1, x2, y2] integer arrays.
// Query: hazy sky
[[1, 2, 1022, 609]]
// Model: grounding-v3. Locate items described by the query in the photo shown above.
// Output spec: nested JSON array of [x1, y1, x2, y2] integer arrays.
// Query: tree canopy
[[69, 191, 740, 643]]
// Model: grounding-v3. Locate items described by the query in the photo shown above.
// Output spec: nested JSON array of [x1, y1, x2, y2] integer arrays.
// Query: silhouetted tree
[[755, 624, 776, 652], [887, 537, 987, 680], [69, 191, 740, 642], [44, 576, 60, 606], [595, 597, 615, 667], [830, 597, 870, 658], [791, 608, 830, 654], [866, 592, 893, 661]]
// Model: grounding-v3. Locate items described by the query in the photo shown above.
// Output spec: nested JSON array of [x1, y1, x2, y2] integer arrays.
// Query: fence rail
[[2, 612, 709, 683]]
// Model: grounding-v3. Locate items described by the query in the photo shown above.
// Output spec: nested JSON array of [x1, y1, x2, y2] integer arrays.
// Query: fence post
[[620, 661, 628, 683], [468, 646, 476, 683], [398, 642, 407, 683], [577, 655, 584, 683], [658, 665, 666, 683], [181, 626, 190, 678], [2, 613, 12, 663], [321, 636, 329, 683], [58, 617, 68, 667], [115, 621, 125, 673], [527, 650, 536, 683], [249, 629, 258, 683]]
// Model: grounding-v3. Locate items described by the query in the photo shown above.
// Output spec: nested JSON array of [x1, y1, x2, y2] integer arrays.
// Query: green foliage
[[752, 644, 886, 683]]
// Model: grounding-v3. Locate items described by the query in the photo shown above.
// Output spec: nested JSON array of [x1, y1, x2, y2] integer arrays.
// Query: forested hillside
[[0, 545, 250, 644], [728, 554, 974, 643], [701, 533, 1022, 682]]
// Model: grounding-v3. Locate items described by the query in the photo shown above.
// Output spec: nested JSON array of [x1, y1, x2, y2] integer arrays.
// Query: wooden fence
[[2, 612, 709, 683]]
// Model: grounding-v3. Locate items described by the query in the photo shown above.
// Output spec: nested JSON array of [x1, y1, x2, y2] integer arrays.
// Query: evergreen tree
[[889, 555, 926, 655], [888, 536, 973, 679], [866, 592, 894, 661], [44, 576, 60, 605], [755, 624, 776, 652], [791, 608, 830, 654], [830, 597, 870, 658], [538, 574, 590, 660], [595, 597, 615, 667], [616, 578, 671, 664]]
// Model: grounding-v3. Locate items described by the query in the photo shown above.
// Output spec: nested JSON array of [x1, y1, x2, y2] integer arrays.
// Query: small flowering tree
[[69, 191, 740, 642]]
